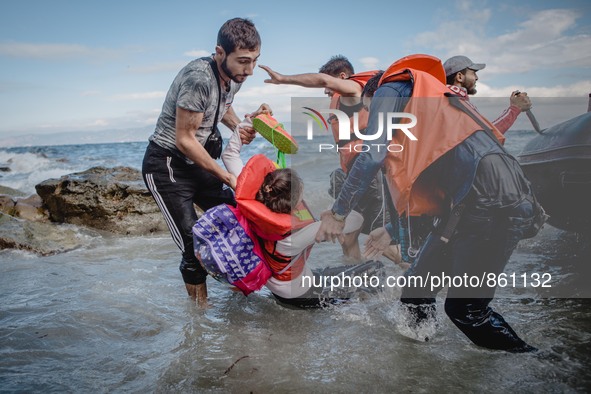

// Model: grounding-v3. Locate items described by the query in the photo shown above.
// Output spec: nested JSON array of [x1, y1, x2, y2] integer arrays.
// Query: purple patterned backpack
[[192, 204, 272, 295]]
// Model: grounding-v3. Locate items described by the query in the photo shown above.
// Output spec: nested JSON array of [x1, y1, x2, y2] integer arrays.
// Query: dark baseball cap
[[443, 55, 486, 77]]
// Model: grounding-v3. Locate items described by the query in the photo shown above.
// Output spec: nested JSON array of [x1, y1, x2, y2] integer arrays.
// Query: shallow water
[[1, 225, 590, 392], [1, 130, 591, 391]]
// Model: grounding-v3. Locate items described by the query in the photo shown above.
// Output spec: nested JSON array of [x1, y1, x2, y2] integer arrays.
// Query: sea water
[[1, 132, 590, 392]]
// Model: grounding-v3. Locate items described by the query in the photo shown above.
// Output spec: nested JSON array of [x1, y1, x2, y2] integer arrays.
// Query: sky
[[1, 0, 590, 146]]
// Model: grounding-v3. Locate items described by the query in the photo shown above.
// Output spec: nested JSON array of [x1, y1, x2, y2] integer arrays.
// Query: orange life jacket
[[329, 70, 378, 172], [377, 55, 505, 216], [235, 154, 315, 281]]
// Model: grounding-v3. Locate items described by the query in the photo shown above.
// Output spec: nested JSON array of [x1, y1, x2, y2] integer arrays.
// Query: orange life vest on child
[[235, 154, 315, 281], [329, 70, 378, 172], [377, 55, 505, 216]]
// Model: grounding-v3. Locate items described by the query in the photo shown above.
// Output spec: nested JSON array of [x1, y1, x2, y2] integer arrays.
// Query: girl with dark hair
[[211, 127, 383, 308], [256, 168, 303, 214]]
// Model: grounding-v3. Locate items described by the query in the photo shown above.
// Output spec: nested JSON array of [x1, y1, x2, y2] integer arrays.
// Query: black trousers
[[400, 197, 537, 352], [142, 142, 235, 285]]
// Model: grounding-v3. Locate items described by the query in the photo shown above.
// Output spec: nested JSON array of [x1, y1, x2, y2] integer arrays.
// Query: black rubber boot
[[445, 298, 537, 353]]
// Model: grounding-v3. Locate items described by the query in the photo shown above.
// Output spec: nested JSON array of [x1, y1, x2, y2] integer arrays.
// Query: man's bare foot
[[185, 282, 209, 308]]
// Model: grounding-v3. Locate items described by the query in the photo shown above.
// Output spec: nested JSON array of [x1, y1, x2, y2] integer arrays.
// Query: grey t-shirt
[[149, 57, 241, 162]]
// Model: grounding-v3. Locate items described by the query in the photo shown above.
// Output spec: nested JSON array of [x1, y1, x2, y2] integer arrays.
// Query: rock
[[14, 194, 48, 222], [0, 185, 27, 197], [35, 166, 167, 235], [0, 194, 16, 215], [1, 192, 49, 222], [0, 214, 86, 256]]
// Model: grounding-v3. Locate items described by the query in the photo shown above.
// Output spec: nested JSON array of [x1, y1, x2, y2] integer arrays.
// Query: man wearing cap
[[444, 55, 532, 134], [316, 54, 545, 352]]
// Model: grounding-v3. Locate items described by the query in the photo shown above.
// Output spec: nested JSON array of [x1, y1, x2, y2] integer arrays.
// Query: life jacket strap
[[269, 122, 287, 168], [276, 250, 305, 275]]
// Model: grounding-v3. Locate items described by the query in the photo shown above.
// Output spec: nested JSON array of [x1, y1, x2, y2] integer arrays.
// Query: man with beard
[[142, 18, 270, 306], [444, 55, 532, 134]]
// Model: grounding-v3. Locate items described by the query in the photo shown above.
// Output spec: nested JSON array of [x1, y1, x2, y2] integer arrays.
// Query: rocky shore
[[0, 166, 169, 256]]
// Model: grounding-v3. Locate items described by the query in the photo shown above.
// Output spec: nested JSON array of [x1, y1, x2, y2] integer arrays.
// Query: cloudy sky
[[0, 0, 590, 144]]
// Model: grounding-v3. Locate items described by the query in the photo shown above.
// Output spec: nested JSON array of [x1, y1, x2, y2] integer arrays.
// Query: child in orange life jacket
[[256, 166, 377, 307], [222, 123, 380, 308]]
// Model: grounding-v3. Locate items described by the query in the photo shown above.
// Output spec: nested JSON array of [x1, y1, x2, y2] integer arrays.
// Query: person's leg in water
[[444, 199, 537, 352], [340, 229, 362, 261], [399, 232, 453, 335], [142, 143, 234, 306], [444, 298, 535, 352], [330, 168, 397, 262], [329, 168, 362, 260]]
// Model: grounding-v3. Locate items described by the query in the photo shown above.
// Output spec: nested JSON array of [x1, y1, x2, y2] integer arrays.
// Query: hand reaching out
[[363, 227, 392, 260], [259, 65, 284, 85]]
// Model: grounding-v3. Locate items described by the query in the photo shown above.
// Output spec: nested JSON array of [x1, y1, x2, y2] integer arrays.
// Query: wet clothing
[[401, 196, 539, 352], [330, 59, 540, 351], [143, 57, 240, 286], [380, 96, 525, 264]]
